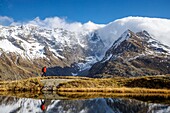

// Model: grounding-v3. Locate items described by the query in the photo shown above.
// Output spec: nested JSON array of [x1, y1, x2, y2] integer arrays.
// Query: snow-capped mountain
[[0, 16, 170, 79], [0, 24, 106, 79], [89, 30, 170, 77]]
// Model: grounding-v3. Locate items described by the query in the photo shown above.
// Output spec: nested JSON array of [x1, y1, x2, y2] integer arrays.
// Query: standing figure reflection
[[40, 100, 46, 112]]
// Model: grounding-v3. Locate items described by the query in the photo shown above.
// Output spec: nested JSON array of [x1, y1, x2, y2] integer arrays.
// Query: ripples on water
[[0, 92, 170, 113]]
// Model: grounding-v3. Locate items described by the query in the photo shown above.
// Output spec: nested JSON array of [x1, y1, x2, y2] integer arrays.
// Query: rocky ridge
[[1, 17, 170, 79], [89, 30, 170, 77], [0, 25, 104, 80]]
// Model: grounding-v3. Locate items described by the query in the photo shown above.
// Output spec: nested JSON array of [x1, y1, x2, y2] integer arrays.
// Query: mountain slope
[[0, 25, 106, 79], [0, 16, 170, 79], [89, 30, 170, 77]]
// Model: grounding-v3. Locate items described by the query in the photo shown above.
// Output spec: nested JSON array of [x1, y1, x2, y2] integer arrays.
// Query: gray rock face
[[1, 24, 170, 79], [89, 30, 170, 77], [0, 25, 107, 79]]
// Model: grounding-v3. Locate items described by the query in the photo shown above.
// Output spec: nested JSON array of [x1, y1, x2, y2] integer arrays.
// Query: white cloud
[[1, 16, 170, 47], [82, 21, 105, 31], [98, 16, 170, 48], [0, 16, 14, 26], [11, 16, 103, 32]]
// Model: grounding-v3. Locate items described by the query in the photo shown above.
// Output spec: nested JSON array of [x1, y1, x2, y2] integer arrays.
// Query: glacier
[[0, 16, 170, 75]]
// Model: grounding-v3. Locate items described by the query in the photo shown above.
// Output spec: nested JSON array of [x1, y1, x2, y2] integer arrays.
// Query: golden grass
[[41, 76, 91, 80], [57, 75, 170, 89], [57, 91, 170, 100], [0, 91, 170, 106], [117, 75, 170, 89], [0, 77, 43, 91], [57, 91, 170, 105], [57, 78, 119, 88], [57, 87, 170, 94], [0, 75, 170, 94], [0, 76, 90, 91], [0, 91, 42, 99], [0, 75, 170, 105]]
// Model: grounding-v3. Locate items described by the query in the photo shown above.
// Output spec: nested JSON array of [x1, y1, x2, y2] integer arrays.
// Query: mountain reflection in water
[[0, 94, 170, 113]]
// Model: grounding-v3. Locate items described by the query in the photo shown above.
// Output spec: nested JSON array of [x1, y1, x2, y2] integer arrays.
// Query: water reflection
[[40, 100, 46, 112], [0, 93, 170, 113]]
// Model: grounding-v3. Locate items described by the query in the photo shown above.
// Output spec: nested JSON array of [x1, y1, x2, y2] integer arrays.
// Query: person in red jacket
[[42, 66, 47, 77]]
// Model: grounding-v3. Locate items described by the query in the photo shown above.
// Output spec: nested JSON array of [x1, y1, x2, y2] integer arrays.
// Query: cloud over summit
[[0, 16, 170, 47], [0, 16, 14, 26], [8, 16, 103, 32], [98, 16, 170, 47]]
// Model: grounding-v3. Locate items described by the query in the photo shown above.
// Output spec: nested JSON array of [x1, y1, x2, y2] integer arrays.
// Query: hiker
[[40, 100, 46, 112], [42, 66, 47, 77]]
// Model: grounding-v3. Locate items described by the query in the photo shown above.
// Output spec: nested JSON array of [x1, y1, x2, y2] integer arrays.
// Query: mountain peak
[[105, 30, 145, 56], [1, 16, 170, 79], [89, 30, 170, 77], [110, 29, 131, 49]]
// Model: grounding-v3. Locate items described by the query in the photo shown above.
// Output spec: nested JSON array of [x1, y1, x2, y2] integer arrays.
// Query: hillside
[[89, 30, 170, 77], [0, 75, 170, 93], [0, 25, 104, 79], [0, 17, 170, 79]]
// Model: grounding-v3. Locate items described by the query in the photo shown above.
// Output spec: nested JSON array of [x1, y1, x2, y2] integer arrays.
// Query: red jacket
[[42, 67, 47, 72], [41, 104, 46, 111]]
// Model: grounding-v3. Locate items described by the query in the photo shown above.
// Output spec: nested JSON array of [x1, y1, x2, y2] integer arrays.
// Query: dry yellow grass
[[0, 77, 43, 91], [57, 91, 170, 100], [57, 87, 170, 94], [57, 75, 170, 88], [0, 76, 90, 91], [0, 75, 170, 94], [0, 75, 170, 105]]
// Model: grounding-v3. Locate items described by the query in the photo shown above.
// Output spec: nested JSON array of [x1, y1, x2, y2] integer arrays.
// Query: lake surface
[[0, 92, 170, 113]]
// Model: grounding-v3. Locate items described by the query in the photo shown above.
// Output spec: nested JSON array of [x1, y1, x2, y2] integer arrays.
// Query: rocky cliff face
[[0, 25, 105, 80], [0, 51, 64, 80], [1, 17, 170, 79], [89, 30, 170, 77]]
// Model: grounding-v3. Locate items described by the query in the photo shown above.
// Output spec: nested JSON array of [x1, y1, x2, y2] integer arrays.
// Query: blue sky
[[0, 0, 170, 24]]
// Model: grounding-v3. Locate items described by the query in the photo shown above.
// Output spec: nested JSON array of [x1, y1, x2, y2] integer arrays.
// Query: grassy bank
[[57, 75, 170, 93], [57, 87, 170, 93], [0, 75, 169, 93], [0, 76, 88, 91], [0, 77, 43, 91], [57, 92, 170, 105]]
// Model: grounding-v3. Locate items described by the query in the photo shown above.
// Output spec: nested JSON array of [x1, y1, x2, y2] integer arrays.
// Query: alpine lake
[[0, 91, 170, 113]]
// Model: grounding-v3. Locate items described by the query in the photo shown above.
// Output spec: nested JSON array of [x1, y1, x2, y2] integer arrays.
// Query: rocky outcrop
[[1, 24, 170, 79], [0, 25, 107, 80], [0, 51, 64, 80], [89, 30, 170, 77]]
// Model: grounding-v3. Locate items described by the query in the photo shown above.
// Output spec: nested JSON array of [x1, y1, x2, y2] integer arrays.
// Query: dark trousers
[[42, 72, 46, 77]]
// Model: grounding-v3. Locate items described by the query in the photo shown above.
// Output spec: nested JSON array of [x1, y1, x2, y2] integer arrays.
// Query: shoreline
[[0, 90, 170, 105], [0, 75, 169, 94], [57, 87, 170, 94]]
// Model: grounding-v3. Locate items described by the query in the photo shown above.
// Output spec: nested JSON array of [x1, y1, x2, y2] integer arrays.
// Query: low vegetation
[[0, 76, 89, 91], [0, 77, 43, 91], [0, 75, 170, 94], [57, 74, 170, 89]]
